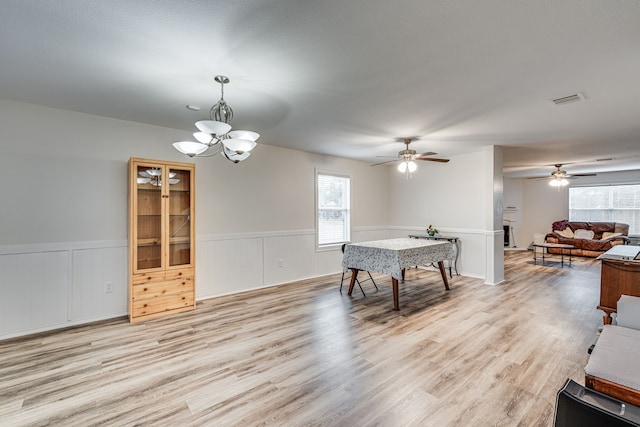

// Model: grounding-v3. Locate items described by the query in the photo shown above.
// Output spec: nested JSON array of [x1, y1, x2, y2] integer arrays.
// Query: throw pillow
[[556, 227, 575, 238], [602, 232, 623, 239], [574, 229, 595, 240], [552, 219, 569, 231]]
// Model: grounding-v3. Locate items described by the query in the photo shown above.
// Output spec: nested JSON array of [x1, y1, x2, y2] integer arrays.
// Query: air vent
[[550, 92, 585, 105]]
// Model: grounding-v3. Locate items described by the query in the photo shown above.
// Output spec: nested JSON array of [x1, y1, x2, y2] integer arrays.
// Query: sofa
[[545, 220, 630, 257]]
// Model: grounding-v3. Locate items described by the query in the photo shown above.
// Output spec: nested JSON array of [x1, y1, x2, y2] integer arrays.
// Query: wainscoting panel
[[0, 226, 493, 339], [0, 250, 69, 338], [71, 246, 128, 322], [196, 236, 264, 300], [263, 233, 317, 286], [316, 248, 343, 277]]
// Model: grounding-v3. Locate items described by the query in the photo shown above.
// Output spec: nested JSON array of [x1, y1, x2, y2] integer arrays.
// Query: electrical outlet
[[278, 259, 284, 268], [105, 281, 113, 293]]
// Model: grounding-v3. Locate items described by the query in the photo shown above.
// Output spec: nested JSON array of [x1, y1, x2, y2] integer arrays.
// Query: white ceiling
[[2, 0, 640, 178]]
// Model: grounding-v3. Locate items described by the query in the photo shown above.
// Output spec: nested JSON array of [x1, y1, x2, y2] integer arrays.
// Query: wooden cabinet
[[128, 158, 195, 322], [598, 259, 640, 324]]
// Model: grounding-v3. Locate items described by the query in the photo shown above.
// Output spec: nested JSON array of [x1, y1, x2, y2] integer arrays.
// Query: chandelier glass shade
[[549, 177, 569, 187], [137, 168, 180, 186], [173, 76, 259, 163]]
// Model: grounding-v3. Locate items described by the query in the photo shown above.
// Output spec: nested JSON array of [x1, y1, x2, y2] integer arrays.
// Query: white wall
[[503, 178, 523, 247], [387, 149, 500, 280], [0, 99, 391, 339]]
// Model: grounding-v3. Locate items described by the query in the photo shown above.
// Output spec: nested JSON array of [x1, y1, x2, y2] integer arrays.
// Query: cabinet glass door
[[135, 165, 163, 270], [168, 167, 192, 266]]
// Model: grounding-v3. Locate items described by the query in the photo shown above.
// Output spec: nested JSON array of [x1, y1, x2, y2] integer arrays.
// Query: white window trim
[[315, 169, 351, 251]]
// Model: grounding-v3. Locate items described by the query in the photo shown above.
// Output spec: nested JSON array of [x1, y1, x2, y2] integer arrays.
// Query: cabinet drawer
[[132, 271, 166, 284], [132, 277, 193, 300], [165, 268, 194, 281], [131, 292, 194, 317], [132, 268, 194, 284]]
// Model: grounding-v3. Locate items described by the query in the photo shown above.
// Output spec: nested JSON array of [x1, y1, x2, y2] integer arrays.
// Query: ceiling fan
[[370, 138, 449, 175], [527, 164, 597, 187]]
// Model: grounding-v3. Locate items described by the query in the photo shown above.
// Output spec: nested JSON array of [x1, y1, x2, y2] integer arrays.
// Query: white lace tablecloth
[[342, 238, 455, 280]]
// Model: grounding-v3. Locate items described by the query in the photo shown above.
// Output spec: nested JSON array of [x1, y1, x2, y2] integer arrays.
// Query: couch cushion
[[567, 222, 589, 232], [574, 229, 595, 239], [556, 227, 575, 238], [582, 238, 618, 251], [589, 222, 616, 239], [618, 295, 640, 331], [585, 325, 640, 391]]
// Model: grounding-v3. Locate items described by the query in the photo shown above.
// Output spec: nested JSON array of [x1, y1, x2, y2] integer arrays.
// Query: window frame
[[568, 183, 640, 236], [315, 169, 351, 251]]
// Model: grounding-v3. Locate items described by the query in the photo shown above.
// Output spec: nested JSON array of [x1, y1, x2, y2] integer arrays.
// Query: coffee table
[[532, 242, 575, 267]]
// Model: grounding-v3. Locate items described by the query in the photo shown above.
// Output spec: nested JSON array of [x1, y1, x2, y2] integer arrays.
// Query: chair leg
[[367, 271, 378, 290], [340, 270, 366, 296]]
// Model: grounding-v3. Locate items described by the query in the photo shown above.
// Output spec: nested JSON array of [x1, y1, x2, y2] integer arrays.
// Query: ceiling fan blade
[[525, 176, 553, 180], [370, 159, 400, 166], [566, 173, 597, 177], [415, 151, 437, 158], [375, 155, 400, 158], [415, 157, 449, 163]]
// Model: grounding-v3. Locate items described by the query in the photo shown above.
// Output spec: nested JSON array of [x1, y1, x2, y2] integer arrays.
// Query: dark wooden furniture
[[585, 374, 640, 408], [598, 258, 640, 325]]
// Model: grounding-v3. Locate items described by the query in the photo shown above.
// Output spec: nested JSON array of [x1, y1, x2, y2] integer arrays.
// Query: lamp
[[549, 177, 569, 187], [173, 75, 259, 163], [397, 159, 417, 178], [137, 168, 180, 186]]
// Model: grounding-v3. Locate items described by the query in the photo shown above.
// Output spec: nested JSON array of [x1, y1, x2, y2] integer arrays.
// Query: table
[[532, 242, 575, 267], [342, 238, 455, 310], [408, 234, 460, 277]]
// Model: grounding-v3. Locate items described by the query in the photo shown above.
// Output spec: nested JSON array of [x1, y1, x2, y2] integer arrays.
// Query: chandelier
[[173, 76, 259, 163], [137, 168, 180, 186]]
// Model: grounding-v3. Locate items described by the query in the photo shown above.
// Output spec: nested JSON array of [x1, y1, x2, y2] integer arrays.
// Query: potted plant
[[426, 225, 438, 237]]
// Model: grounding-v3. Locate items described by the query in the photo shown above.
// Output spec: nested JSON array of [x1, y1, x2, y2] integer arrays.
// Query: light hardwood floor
[[0, 251, 603, 426]]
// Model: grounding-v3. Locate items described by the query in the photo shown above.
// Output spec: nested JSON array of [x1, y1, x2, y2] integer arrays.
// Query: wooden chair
[[340, 243, 378, 296]]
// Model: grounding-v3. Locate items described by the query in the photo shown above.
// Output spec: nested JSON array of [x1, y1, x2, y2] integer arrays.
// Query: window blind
[[317, 173, 350, 246], [569, 184, 640, 235]]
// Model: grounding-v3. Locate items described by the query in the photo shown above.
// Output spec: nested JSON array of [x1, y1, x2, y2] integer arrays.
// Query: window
[[569, 184, 640, 235], [316, 172, 350, 247]]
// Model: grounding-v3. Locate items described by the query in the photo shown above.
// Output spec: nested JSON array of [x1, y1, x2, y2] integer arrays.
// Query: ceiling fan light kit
[[371, 137, 449, 179], [173, 75, 259, 163], [526, 163, 597, 190], [397, 160, 417, 174]]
